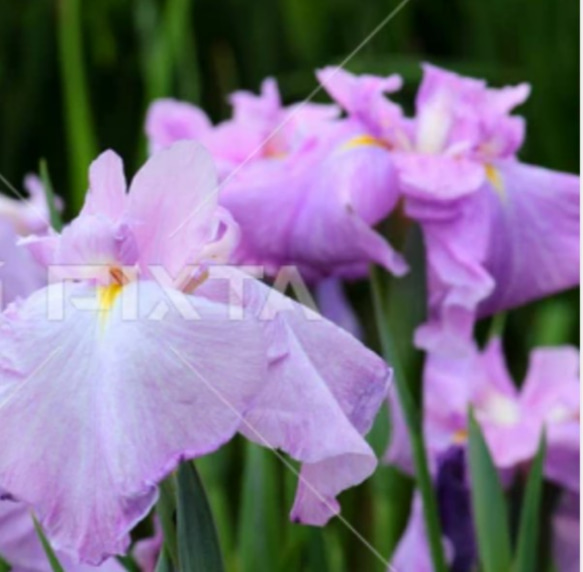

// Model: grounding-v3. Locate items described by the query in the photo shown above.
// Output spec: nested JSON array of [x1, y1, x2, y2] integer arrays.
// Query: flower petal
[[0, 280, 266, 564], [0, 500, 124, 572], [127, 141, 219, 276], [478, 160, 580, 316], [145, 99, 212, 154], [82, 150, 127, 220]]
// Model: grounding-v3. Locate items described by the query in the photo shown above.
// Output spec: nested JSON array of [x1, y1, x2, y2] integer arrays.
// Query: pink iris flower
[[0, 142, 390, 564], [319, 64, 580, 351], [146, 77, 407, 282], [387, 338, 579, 490]]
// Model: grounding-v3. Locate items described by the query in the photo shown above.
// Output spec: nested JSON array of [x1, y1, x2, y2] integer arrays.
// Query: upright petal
[[0, 280, 266, 564], [127, 141, 219, 276], [146, 99, 212, 154], [81, 150, 127, 220]]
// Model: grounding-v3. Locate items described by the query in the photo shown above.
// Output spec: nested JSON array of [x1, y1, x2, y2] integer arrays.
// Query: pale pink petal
[[0, 500, 124, 572], [127, 141, 219, 276], [0, 280, 266, 564], [146, 99, 212, 154], [81, 150, 127, 220], [197, 268, 390, 525]]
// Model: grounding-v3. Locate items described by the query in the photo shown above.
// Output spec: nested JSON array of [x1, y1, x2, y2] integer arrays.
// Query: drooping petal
[[146, 99, 212, 154], [289, 142, 407, 280], [478, 160, 580, 316], [81, 150, 127, 220], [197, 268, 390, 525], [395, 153, 486, 201], [0, 500, 124, 572], [407, 189, 494, 351], [519, 346, 580, 491], [0, 280, 266, 564], [127, 141, 220, 276]]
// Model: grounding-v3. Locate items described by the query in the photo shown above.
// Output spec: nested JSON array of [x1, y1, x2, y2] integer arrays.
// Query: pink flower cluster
[[0, 63, 577, 571]]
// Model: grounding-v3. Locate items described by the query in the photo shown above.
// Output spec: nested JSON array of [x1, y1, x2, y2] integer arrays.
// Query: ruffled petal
[[290, 143, 407, 279], [127, 141, 219, 276], [0, 280, 266, 564], [0, 500, 124, 572], [197, 268, 390, 525], [478, 160, 580, 316]]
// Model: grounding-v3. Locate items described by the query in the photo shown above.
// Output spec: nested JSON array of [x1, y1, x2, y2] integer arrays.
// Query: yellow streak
[[98, 283, 123, 329], [485, 164, 505, 199], [452, 428, 468, 444], [341, 134, 389, 151]]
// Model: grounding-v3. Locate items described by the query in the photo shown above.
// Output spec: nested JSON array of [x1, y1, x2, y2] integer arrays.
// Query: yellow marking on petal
[[98, 283, 123, 329], [485, 164, 505, 200], [452, 428, 468, 444], [341, 134, 390, 151]]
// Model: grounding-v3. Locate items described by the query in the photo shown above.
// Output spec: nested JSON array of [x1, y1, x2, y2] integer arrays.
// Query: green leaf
[[56, 0, 98, 216], [238, 442, 280, 572], [0, 554, 11, 572], [513, 432, 547, 572], [468, 409, 512, 572], [154, 548, 175, 572], [370, 262, 448, 572], [176, 461, 225, 572], [156, 477, 179, 569], [32, 516, 65, 572], [39, 159, 63, 231]]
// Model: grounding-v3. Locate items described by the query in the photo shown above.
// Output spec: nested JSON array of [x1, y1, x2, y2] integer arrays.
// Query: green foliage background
[[0, 1, 579, 570]]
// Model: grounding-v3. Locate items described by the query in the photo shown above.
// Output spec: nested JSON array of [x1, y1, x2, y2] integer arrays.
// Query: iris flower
[[0, 142, 390, 563], [319, 64, 580, 350], [146, 77, 407, 282], [387, 337, 579, 490]]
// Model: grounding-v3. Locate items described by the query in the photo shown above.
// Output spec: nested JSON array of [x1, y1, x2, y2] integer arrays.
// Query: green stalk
[[370, 265, 448, 572], [56, 0, 98, 215]]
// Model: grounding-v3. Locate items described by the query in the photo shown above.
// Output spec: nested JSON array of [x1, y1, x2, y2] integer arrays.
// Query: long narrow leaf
[[238, 442, 280, 572], [32, 516, 65, 572], [468, 409, 512, 572], [154, 548, 175, 572], [156, 477, 179, 569], [176, 461, 225, 572], [39, 159, 63, 231], [56, 0, 97, 215], [513, 432, 547, 572]]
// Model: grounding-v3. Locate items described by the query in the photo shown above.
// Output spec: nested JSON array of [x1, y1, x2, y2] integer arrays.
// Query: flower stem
[[370, 265, 448, 572]]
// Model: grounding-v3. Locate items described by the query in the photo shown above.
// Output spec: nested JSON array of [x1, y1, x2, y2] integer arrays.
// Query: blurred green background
[[0, 1, 579, 570], [0, 0, 578, 199]]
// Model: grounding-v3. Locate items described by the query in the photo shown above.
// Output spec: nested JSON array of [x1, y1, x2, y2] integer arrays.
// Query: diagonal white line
[[0, 172, 52, 230], [166, 341, 399, 571], [0, 345, 65, 412], [167, 0, 413, 240]]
